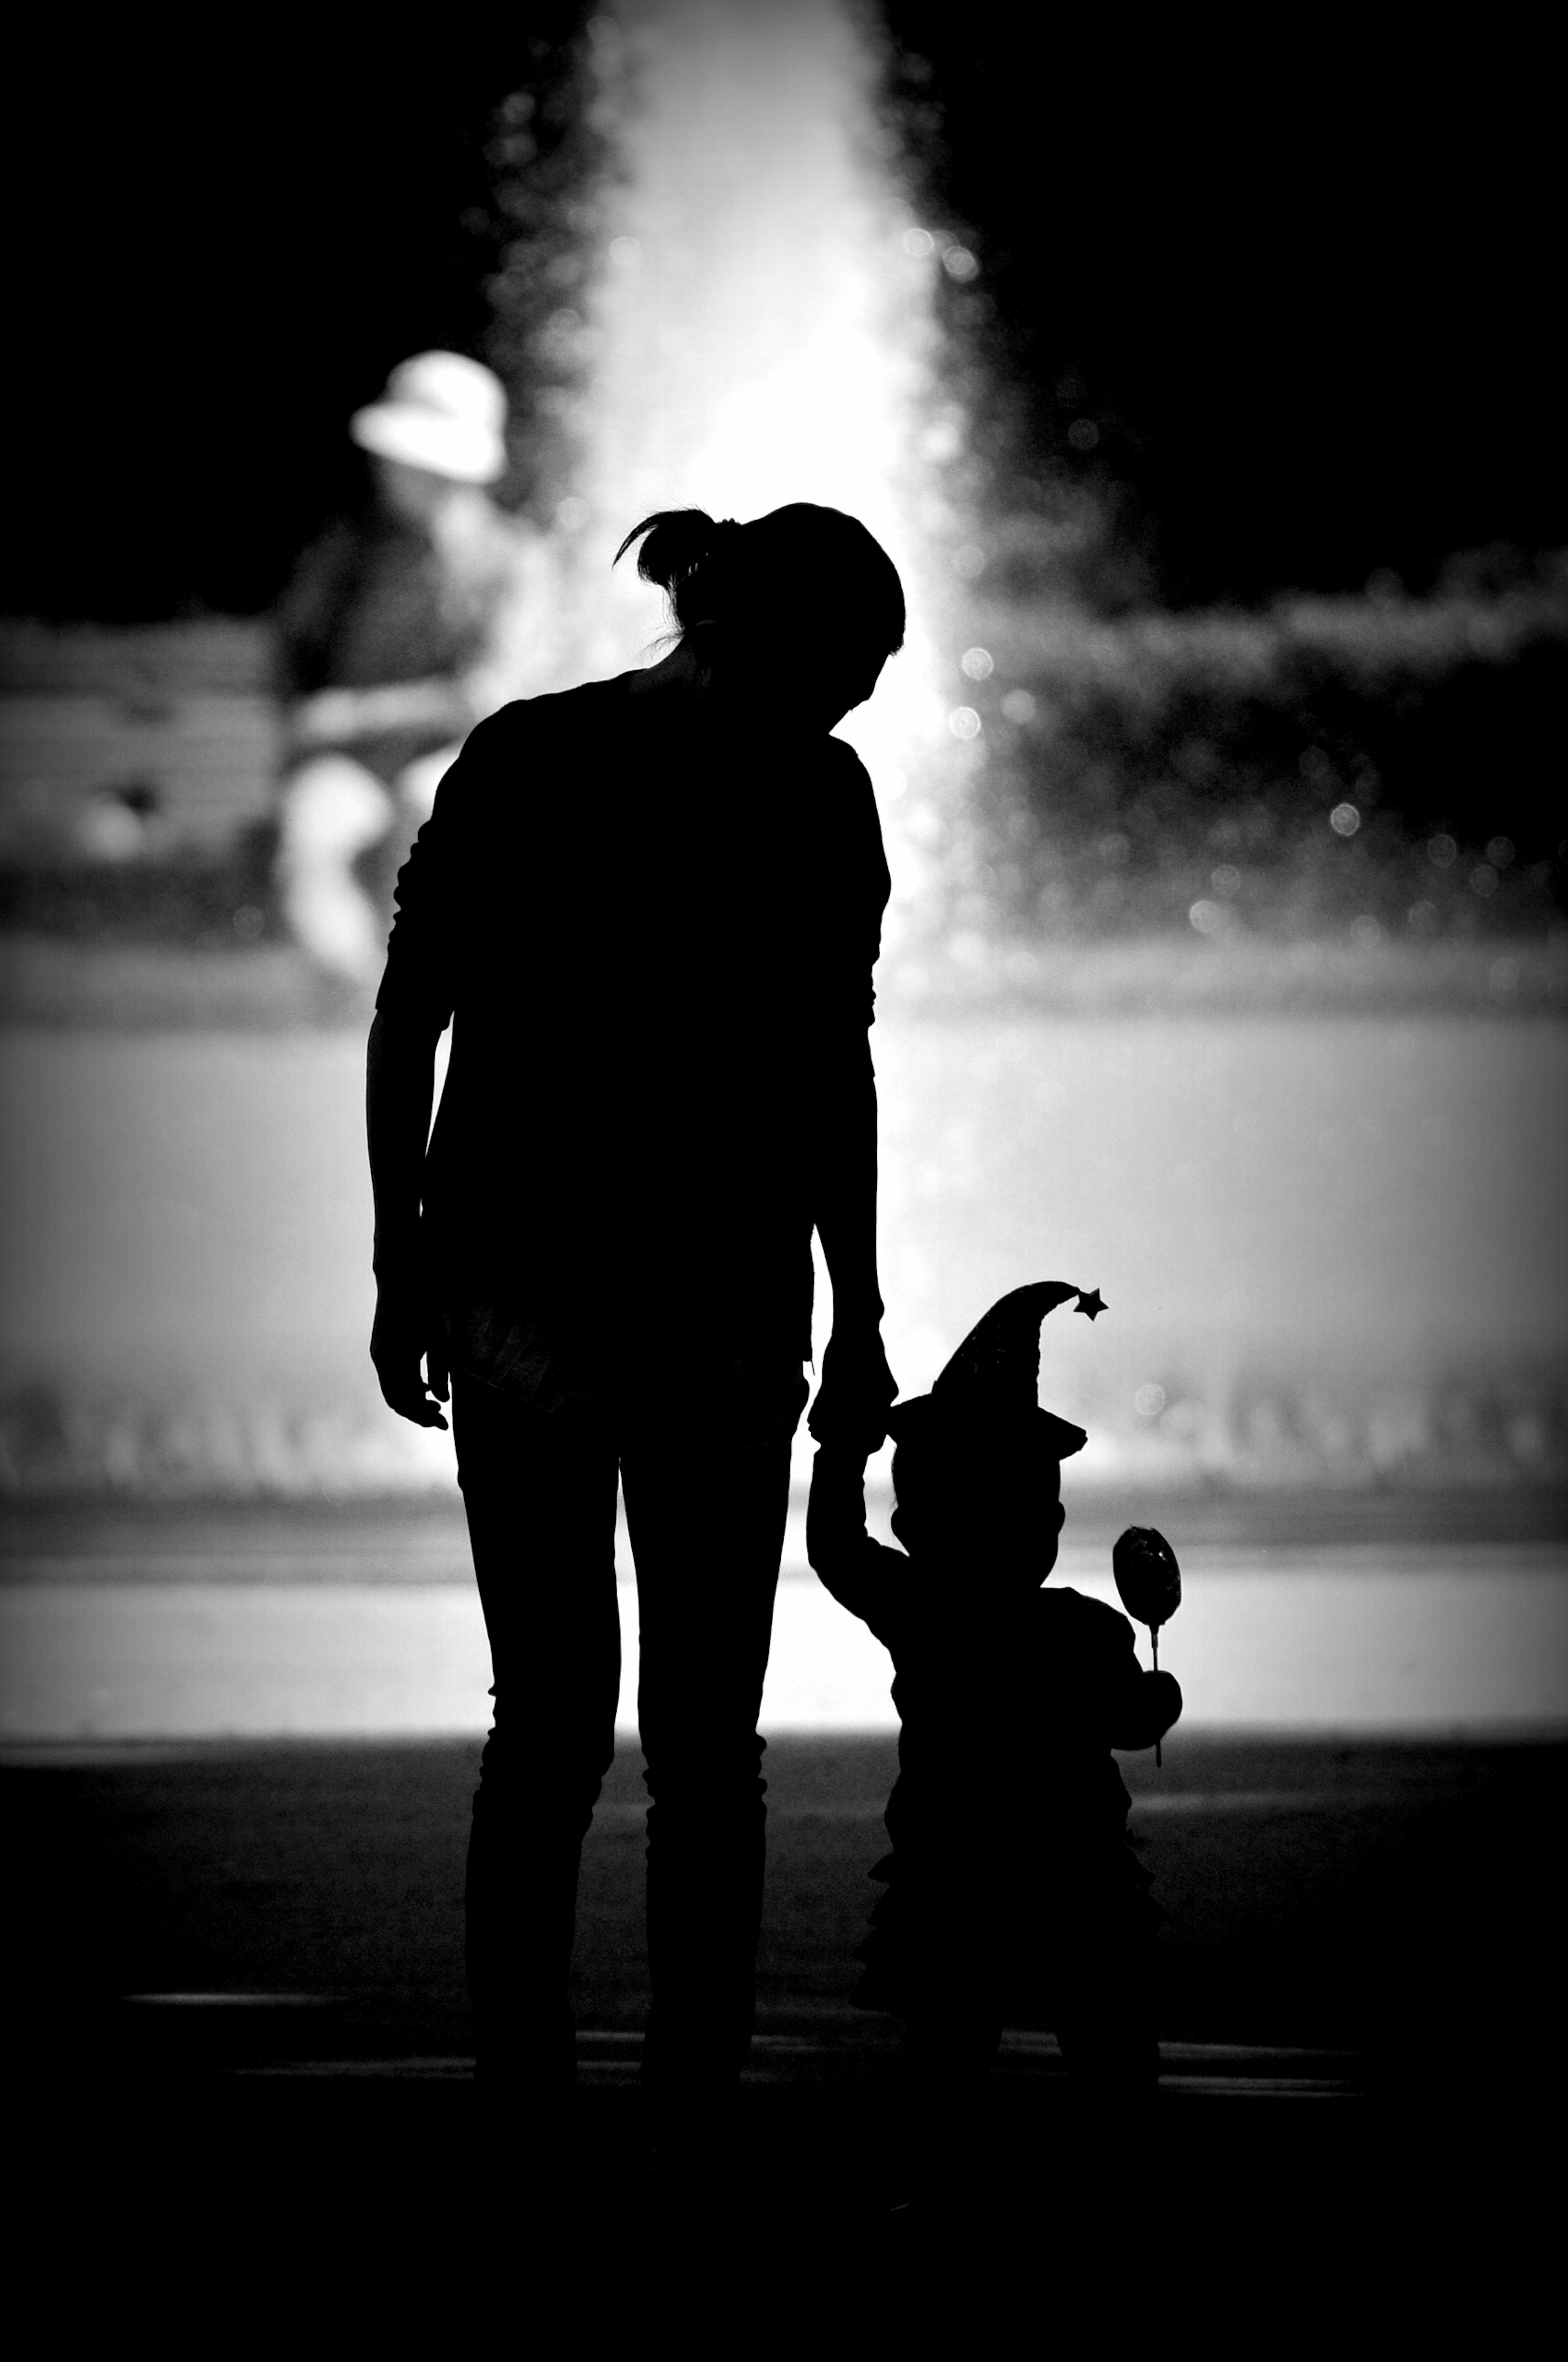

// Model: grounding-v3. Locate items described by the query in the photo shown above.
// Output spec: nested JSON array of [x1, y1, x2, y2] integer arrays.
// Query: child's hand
[[1149, 1671, 1182, 1733]]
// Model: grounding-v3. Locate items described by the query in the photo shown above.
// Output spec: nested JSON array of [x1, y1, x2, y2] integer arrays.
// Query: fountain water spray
[[490, 0, 987, 965]]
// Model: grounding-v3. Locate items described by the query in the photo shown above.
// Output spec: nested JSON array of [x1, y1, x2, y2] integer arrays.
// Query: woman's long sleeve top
[[374, 679, 891, 1356]]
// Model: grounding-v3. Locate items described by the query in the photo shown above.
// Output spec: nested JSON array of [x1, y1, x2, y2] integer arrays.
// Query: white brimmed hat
[[350, 351, 508, 484]]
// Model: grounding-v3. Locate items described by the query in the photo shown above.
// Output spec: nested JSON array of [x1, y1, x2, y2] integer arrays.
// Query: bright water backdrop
[[2, 1013, 1564, 1492]]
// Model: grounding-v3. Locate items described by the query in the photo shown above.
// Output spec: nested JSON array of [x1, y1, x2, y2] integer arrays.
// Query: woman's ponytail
[[614, 501, 904, 659], [615, 509, 729, 613]]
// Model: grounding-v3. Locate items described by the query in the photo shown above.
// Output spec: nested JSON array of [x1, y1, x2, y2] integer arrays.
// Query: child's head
[[882, 1280, 1098, 1582], [889, 1413, 1069, 1582]]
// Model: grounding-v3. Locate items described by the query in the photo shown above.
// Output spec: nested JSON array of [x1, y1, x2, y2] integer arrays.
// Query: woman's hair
[[614, 503, 906, 661]]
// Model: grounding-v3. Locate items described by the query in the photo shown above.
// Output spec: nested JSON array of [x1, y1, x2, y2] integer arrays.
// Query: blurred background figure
[[274, 351, 515, 984]]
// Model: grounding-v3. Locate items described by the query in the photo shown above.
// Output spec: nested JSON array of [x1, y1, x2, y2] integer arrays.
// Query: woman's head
[[615, 503, 905, 725]]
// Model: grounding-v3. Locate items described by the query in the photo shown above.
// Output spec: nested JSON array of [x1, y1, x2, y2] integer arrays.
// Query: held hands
[[808, 1324, 898, 1452], [370, 1267, 451, 1430]]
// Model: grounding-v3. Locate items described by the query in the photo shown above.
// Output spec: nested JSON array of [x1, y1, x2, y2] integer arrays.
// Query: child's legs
[[453, 1378, 622, 2091], [905, 2011, 1003, 2090], [1054, 1907, 1160, 2098]]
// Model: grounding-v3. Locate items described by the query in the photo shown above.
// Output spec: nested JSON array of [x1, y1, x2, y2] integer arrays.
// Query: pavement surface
[[7, 1491, 1563, 2332], [9, 1726, 1559, 2336]]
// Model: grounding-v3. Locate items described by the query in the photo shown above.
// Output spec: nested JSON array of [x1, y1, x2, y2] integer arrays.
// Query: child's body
[[807, 1433, 1181, 2098]]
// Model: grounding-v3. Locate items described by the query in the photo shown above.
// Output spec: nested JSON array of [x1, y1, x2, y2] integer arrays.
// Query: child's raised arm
[[806, 1441, 907, 1640]]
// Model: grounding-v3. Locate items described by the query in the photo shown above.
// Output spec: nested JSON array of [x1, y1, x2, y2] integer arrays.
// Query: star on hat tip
[[1074, 1288, 1107, 1320]]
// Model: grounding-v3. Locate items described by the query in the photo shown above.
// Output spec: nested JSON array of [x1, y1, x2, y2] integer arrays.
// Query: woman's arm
[[813, 1028, 882, 1321], [363, 711, 496, 1424], [807, 1030, 897, 1445], [366, 1008, 450, 1427]]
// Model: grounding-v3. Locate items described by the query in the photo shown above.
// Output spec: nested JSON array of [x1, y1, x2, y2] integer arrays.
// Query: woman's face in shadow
[[805, 645, 890, 732], [693, 622, 891, 732]]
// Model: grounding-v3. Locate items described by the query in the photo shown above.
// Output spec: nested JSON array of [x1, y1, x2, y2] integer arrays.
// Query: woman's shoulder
[[449, 681, 626, 769], [806, 738, 888, 877], [813, 736, 879, 820], [821, 733, 873, 784], [474, 677, 624, 734]]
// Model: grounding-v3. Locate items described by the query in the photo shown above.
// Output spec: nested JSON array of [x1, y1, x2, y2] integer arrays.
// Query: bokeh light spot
[[948, 707, 982, 741], [1067, 418, 1100, 451], [952, 544, 985, 579], [902, 227, 934, 257], [960, 647, 993, 680], [1330, 803, 1361, 836], [942, 245, 979, 281], [1134, 1384, 1167, 1419], [1189, 899, 1223, 935], [1428, 834, 1458, 868], [1000, 688, 1037, 724], [922, 414, 962, 464], [609, 235, 642, 264]]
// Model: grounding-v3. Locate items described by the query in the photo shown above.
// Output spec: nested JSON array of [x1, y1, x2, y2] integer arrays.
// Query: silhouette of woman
[[365, 503, 904, 2157]]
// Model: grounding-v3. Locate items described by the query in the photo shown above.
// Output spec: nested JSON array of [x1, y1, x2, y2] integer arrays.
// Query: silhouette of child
[[807, 1282, 1181, 2186]]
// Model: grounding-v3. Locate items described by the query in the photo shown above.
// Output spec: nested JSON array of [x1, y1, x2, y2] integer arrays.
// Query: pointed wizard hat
[[882, 1281, 1103, 1461]]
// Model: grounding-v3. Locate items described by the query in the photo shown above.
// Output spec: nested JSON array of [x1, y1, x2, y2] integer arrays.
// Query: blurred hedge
[[957, 561, 1567, 939], [3, 569, 1564, 955]]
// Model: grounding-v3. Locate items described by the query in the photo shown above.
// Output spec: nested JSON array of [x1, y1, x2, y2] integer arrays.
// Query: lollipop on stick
[[1113, 1526, 1182, 1766]]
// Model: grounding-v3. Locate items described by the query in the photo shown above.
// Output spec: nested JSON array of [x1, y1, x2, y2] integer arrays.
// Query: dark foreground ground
[[7, 1730, 1561, 2339]]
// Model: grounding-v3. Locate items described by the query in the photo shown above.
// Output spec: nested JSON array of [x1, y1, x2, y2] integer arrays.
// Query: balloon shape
[[1113, 1526, 1182, 1633]]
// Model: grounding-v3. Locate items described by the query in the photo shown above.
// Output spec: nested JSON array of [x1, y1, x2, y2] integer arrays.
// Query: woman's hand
[[808, 1325, 897, 1450], [370, 1271, 451, 1429]]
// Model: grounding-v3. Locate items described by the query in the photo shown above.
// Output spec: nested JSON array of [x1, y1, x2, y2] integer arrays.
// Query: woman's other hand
[[370, 1276, 451, 1429], [808, 1326, 897, 1450]]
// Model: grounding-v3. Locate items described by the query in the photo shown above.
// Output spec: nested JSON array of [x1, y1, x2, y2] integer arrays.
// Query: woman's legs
[[453, 1377, 622, 2095], [620, 1374, 803, 2110], [901, 2011, 1003, 2201]]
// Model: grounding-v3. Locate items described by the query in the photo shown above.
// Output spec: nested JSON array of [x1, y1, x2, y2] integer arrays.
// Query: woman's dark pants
[[452, 1371, 802, 2110]]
